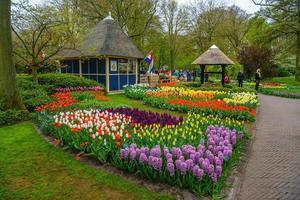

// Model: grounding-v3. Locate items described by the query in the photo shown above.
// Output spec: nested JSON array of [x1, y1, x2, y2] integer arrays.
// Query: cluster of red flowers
[[95, 94, 112, 101], [261, 82, 282, 87], [157, 81, 178, 87], [168, 99, 256, 116], [35, 92, 77, 112]]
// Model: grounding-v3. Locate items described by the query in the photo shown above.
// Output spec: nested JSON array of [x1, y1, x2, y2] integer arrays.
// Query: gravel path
[[237, 94, 300, 200]]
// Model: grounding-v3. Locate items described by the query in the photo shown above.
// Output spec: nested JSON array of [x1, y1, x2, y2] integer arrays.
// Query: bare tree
[[189, 0, 225, 52], [12, 1, 71, 82], [223, 6, 250, 54], [161, 0, 189, 70]]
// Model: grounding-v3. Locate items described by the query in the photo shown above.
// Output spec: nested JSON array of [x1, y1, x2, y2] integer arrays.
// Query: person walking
[[255, 69, 261, 91], [237, 71, 244, 87]]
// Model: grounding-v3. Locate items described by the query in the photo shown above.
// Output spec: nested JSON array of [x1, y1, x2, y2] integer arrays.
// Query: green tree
[[0, 0, 25, 110], [252, 0, 300, 81]]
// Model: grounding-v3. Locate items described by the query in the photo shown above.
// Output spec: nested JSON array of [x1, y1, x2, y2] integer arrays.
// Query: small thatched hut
[[192, 45, 234, 86], [55, 14, 144, 92]]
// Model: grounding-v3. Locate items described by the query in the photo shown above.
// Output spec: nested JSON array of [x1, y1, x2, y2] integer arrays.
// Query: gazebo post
[[221, 64, 225, 86], [200, 64, 205, 85]]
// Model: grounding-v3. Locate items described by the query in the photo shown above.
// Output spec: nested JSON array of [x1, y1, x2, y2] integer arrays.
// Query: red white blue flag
[[144, 50, 154, 73]]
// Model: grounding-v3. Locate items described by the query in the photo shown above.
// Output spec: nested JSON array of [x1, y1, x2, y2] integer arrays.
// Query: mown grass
[[0, 122, 174, 200]]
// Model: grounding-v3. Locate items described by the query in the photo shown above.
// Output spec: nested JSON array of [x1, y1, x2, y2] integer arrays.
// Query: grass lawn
[[0, 122, 174, 200], [259, 76, 300, 98], [108, 94, 186, 117], [263, 76, 300, 87]]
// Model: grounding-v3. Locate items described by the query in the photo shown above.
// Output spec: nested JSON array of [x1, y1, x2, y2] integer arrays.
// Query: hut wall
[[60, 57, 138, 92], [61, 59, 80, 75], [61, 58, 106, 86], [108, 57, 137, 91]]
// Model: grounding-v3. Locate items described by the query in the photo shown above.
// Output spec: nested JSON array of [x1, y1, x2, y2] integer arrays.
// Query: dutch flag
[[144, 50, 154, 73]]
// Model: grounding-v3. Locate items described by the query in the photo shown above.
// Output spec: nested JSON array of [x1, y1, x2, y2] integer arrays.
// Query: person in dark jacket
[[237, 71, 244, 87], [255, 68, 261, 91]]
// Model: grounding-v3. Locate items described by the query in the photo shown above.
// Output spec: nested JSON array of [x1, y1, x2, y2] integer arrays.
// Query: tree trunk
[[32, 66, 38, 83], [296, 31, 300, 81], [170, 48, 174, 71], [296, 0, 300, 82], [0, 0, 25, 110]]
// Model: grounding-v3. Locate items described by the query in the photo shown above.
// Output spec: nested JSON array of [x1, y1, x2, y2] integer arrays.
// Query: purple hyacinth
[[207, 164, 215, 175], [167, 158, 173, 163], [150, 146, 161, 157], [192, 165, 204, 180], [149, 156, 162, 171], [120, 148, 129, 159], [167, 162, 175, 176], [175, 159, 182, 171], [216, 165, 222, 177], [171, 147, 182, 158], [166, 153, 173, 160], [130, 150, 137, 160], [139, 153, 148, 164], [210, 172, 218, 183], [180, 162, 188, 175], [185, 159, 194, 170]]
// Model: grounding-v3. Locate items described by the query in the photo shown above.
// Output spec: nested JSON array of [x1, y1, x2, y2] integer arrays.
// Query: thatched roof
[[56, 16, 144, 59], [192, 45, 234, 65]]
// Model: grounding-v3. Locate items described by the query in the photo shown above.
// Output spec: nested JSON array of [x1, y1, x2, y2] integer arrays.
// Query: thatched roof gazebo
[[192, 45, 234, 86], [55, 14, 144, 92]]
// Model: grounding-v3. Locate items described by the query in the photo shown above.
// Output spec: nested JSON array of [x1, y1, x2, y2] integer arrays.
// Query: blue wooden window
[[82, 60, 89, 74], [73, 60, 79, 74], [90, 58, 97, 74], [109, 75, 119, 91], [98, 59, 105, 74], [97, 75, 106, 85]]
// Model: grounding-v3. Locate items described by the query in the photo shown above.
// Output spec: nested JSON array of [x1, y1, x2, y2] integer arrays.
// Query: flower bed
[[35, 108, 247, 197], [125, 85, 258, 121], [34, 92, 77, 112]]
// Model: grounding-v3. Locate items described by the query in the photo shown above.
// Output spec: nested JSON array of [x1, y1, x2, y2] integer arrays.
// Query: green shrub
[[0, 109, 30, 126], [38, 73, 103, 94], [17, 78, 51, 111]]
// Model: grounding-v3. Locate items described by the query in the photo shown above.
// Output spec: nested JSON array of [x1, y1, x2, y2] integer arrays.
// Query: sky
[[28, 0, 261, 14]]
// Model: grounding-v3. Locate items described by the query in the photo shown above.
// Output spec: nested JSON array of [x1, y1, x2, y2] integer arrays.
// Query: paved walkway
[[238, 94, 300, 200]]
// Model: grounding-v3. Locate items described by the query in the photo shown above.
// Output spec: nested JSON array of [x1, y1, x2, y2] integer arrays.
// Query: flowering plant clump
[[104, 108, 183, 127], [157, 81, 178, 87], [34, 92, 77, 112], [223, 92, 257, 107], [261, 82, 286, 89], [55, 86, 104, 92], [124, 84, 152, 100], [119, 125, 243, 184], [35, 107, 247, 196], [125, 85, 258, 121]]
